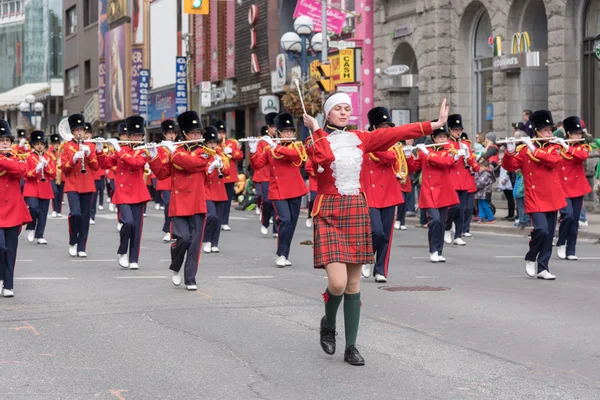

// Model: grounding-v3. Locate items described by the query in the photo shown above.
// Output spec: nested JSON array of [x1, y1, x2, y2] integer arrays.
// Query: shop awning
[[0, 79, 64, 110]]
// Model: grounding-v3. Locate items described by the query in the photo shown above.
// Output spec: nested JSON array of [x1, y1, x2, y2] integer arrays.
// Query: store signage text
[[511, 32, 530, 54], [390, 25, 412, 39], [175, 57, 188, 116], [248, 4, 260, 73]]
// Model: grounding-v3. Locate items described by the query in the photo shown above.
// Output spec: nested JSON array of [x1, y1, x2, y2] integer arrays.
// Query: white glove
[[224, 147, 233, 155], [107, 138, 121, 153], [35, 162, 44, 174], [96, 143, 103, 153], [403, 147, 413, 157], [522, 136, 535, 152], [262, 135, 277, 148], [20, 138, 28, 149], [73, 151, 84, 162], [416, 144, 429, 155], [456, 149, 467, 158], [147, 144, 158, 159], [161, 141, 177, 154], [208, 159, 221, 174], [505, 138, 516, 153], [80, 144, 91, 157], [248, 139, 259, 153], [40, 155, 48, 167], [553, 138, 569, 151], [214, 155, 223, 168]]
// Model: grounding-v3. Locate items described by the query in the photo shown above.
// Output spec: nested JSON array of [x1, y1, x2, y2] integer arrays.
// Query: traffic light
[[316, 63, 333, 93], [184, 0, 209, 14]]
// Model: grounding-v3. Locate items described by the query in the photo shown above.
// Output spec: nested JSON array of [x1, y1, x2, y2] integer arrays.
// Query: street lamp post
[[280, 16, 323, 83], [18, 94, 44, 130]]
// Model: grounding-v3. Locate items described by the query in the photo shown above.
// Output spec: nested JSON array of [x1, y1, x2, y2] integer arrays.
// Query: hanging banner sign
[[131, 47, 144, 114], [138, 68, 150, 121], [175, 57, 188, 116], [293, 0, 345, 35]]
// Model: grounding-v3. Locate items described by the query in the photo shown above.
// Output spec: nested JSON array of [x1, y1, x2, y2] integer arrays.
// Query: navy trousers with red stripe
[[117, 203, 145, 263], [0, 225, 21, 290], [67, 192, 93, 252], [170, 214, 205, 286], [273, 196, 302, 259], [369, 206, 396, 277], [427, 207, 448, 255]]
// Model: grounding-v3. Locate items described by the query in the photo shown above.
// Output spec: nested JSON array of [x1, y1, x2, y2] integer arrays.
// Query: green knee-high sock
[[323, 288, 343, 329], [343, 292, 361, 350]]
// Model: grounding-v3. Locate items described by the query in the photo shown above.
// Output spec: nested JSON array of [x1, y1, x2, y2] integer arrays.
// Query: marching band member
[[108, 123, 127, 213], [302, 92, 447, 366], [304, 158, 318, 228], [216, 120, 243, 232], [360, 107, 405, 283], [0, 120, 33, 298], [462, 133, 477, 238], [502, 110, 566, 280], [157, 120, 177, 242], [253, 113, 278, 236], [90, 134, 106, 225], [97, 116, 151, 270], [23, 131, 56, 245], [61, 114, 99, 257], [14, 129, 30, 193], [249, 113, 308, 267], [406, 123, 460, 263], [48, 134, 65, 218], [444, 115, 480, 246], [202, 126, 229, 253], [555, 116, 592, 260], [396, 138, 415, 231], [148, 111, 209, 291]]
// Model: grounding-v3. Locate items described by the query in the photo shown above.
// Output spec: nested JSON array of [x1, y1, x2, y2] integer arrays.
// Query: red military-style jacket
[[407, 148, 459, 209], [502, 141, 567, 213], [360, 150, 403, 208], [60, 139, 99, 193], [98, 146, 151, 205], [250, 141, 309, 201], [220, 139, 243, 184], [205, 153, 231, 202], [558, 144, 592, 199], [446, 138, 480, 192], [304, 159, 318, 192], [149, 144, 209, 216], [306, 122, 432, 196], [0, 153, 32, 227], [154, 147, 172, 191], [251, 140, 271, 183], [23, 151, 56, 199]]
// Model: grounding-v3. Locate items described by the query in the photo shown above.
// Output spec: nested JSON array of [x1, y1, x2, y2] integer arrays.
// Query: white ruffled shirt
[[326, 130, 363, 196]]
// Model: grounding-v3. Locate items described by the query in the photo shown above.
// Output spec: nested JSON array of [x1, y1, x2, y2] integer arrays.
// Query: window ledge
[[84, 22, 98, 32], [84, 87, 98, 95], [64, 93, 79, 100], [65, 32, 76, 40]]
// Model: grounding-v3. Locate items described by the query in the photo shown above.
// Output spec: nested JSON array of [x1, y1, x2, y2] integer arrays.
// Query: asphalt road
[[1, 204, 600, 399]]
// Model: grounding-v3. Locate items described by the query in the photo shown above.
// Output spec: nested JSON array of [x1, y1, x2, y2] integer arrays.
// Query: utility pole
[[321, 0, 328, 64]]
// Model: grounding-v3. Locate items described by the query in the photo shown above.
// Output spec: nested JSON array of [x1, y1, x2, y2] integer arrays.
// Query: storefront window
[[583, 0, 600, 138], [473, 11, 493, 135]]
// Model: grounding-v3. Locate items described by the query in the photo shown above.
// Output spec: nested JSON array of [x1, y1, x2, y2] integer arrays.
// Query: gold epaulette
[[515, 144, 527, 152]]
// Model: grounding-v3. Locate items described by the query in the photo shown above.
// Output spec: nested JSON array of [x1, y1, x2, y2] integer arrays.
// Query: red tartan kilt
[[313, 193, 374, 269]]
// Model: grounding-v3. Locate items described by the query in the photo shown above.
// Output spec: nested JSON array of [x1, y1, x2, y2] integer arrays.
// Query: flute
[[133, 139, 205, 150], [85, 139, 143, 144], [238, 137, 296, 142], [403, 142, 449, 151], [496, 137, 556, 144]]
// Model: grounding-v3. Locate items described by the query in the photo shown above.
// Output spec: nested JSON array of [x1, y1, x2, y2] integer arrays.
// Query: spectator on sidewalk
[[513, 169, 530, 228], [498, 167, 515, 220], [475, 160, 496, 224]]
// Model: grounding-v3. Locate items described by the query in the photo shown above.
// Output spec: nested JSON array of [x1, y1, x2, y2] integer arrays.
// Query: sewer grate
[[378, 285, 450, 292], [396, 244, 429, 248]]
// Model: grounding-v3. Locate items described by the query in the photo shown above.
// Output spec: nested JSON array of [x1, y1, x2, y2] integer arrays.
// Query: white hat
[[324, 92, 352, 118]]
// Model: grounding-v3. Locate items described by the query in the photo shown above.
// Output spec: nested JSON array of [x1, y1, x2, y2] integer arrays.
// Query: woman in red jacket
[[23, 131, 56, 245], [303, 93, 448, 366], [406, 125, 460, 263], [0, 120, 32, 298], [555, 116, 592, 261]]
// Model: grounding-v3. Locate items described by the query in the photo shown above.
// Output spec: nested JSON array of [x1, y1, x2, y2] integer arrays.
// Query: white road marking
[[415, 276, 439, 279], [94, 214, 117, 220], [576, 257, 600, 260], [116, 276, 169, 279], [412, 257, 431, 259], [494, 256, 523, 259], [218, 276, 274, 279], [228, 216, 249, 220], [15, 277, 71, 280], [16, 259, 34, 262], [71, 259, 115, 262]]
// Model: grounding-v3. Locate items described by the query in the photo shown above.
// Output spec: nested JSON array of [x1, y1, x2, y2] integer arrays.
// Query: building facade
[[373, 0, 600, 139], [62, 0, 99, 128]]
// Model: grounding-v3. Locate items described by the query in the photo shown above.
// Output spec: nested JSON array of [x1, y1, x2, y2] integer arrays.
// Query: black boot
[[344, 345, 365, 366], [319, 316, 336, 355]]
